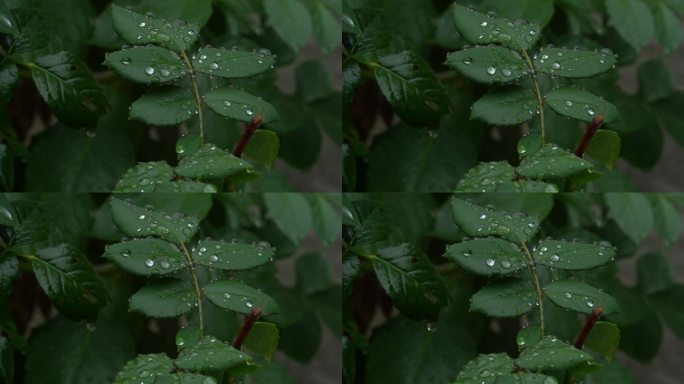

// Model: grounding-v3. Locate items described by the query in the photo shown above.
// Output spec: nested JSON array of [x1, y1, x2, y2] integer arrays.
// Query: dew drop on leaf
[[145, 67, 155, 75], [145, 259, 154, 267]]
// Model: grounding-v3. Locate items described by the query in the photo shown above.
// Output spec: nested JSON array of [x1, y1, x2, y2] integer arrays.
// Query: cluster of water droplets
[[177, 144, 248, 177], [121, 7, 198, 47], [470, 10, 540, 47], [465, 200, 539, 239]]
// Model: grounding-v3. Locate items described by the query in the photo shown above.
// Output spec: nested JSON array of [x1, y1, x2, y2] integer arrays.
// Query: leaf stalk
[[179, 241, 205, 336], [521, 241, 545, 336], [180, 50, 205, 145], [521, 50, 545, 144]]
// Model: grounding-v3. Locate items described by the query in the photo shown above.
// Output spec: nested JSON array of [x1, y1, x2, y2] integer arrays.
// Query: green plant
[[343, 192, 684, 383], [0, 193, 342, 383], [343, 0, 684, 192]]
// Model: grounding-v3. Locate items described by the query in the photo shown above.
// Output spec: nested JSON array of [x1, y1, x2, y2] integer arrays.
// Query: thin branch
[[179, 50, 205, 145], [573, 306, 604, 349], [521, 242, 545, 336], [232, 307, 262, 349], [521, 50, 546, 144], [232, 116, 263, 157], [180, 241, 205, 337], [574, 115, 605, 157]]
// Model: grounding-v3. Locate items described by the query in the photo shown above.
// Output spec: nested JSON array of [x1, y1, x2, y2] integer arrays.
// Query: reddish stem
[[232, 116, 263, 158], [574, 115, 605, 157], [573, 306, 604, 349], [232, 307, 262, 349]]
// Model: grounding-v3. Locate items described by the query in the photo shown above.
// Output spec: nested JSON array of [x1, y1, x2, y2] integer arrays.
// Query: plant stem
[[232, 116, 263, 157], [180, 50, 205, 145], [521, 50, 545, 144], [521, 242, 545, 336], [573, 306, 604, 349], [574, 115, 604, 157], [232, 307, 263, 349], [180, 241, 204, 337]]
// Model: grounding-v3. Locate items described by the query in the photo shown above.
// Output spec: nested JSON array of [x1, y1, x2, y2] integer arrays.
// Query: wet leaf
[[585, 130, 621, 170], [470, 279, 537, 317], [243, 130, 279, 170], [456, 161, 516, 192], [444, 238, 527, 276], [585, 322, 620, 362], [452, 4, 541, 51], [104, 46, 185, 84], [192, 239, 273, 270], [193, 47, 275, 78], [533, 239, 614, 270], [114, 162, 175, 192], [204, 88, 279, 123], [471, 87, 537, 125], [104, 238, 184, 276], [175, 336, 251, 372], [454, 353, 514, 384], [203, 280, 279, 316], [445, 46, 527, 84], [129, 280, 196, 318], [544, 280, 620, 315], [110, 198, 199, 243], [174, 144, 252, 180], [517, 143, 593, 179], [545, 88, 620, 123], [534, 47, 617, 78], [450, 197, 541, 243], [129, 87, 195, 125], [243, 322, 279, 362], [113, 354, 173, 384], [0, 59, 18, 105], [111, 4, 199, 51], [516, 335, 592, 370]]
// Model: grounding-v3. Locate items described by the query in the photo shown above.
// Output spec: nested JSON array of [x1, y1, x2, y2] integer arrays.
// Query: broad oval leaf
[[373, 51, 449, 127], [104, 238, 184, 276], [104, 46, 185, 85], [455, 353, 514, 384], [456, 161, 515, 192], [130, 87, 195, 125], [32, 244, 107, 321], [244, 130, 280, 170], [605, 0, 654, 51], [148, 373, 217, 384], [114, 354, 173, 384], [605, 193, 654, 244], [175, 325, 201, 351], [545, 88, 620, 123], [111, 4, 199, 51], [243, 322, 279, 362], [533, 239, 615, 270], [452, 4, 541, 51], [175, 336, 251, 371], [470, 279, 537, 317], [372, 244, 448, 320], [204, 88, 279, 123], [174, 144, 252, 180], [516, 335, 592, 371], [450, 197, 541, 243], [129, 280, 196, 317], [494, 373, 560, 384], [585, 130, 621, 170], [110, 198, 199, 243], [193, 47, 275, 78], [203, 280, 279, 316], [192, 239, 274, 270], [544, 280, 620, 315], [31, 52, 107, 127], [517, 144, 593, 179], [114, 162, 175, 192], [263, 0, 313, 52], [444, 238, 527, 276], [445, 46, 527, 84], [152, 180, 218, 193], [494, 180, 559, 193], [585, 321, 621, 362], [471, 87, 537, 125], [534, 47, 617, 78]]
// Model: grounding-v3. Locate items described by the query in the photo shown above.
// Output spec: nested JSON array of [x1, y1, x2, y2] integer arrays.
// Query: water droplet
[[245, 108, 254, 116], [486, 67, 496, 75], [463, 57, 472, 65], [565, 100, 573, 107], [160, 261, 170, 269], [550, 254, 560, 262], [138, 22, 146, 27], [223, 100, 231, 107], [245, 299, 254, 308], [200, 54, 207, 60], [502, 68, 512, 77], [552, 62, 561, 69], [486, 258, 495, 267], [587, 108, 595, 116], [479, 214, 487, 220], [145, 259, 155, 267], [209, 62, 219, 70], [160, 69, 170, 77], [145, 67, 155, 75], [586, 300, 594, 308], [121, 250, 131, 258], [564, 292, 572, 298], [223, 293, 231, 299], [210, 254, 219, 262], [426, 322, 437, 332], [138, 214, 146, 220], [501, 261, 511, 269], [462, 249, 472, 257], [121, 57, 131, 65]]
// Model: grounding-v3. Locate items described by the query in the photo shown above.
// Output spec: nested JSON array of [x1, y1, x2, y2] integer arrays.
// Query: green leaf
[[175, 144, 252, 180], [342, 252, 359, 297], [114, 162, 175, 192], [372, 244, 448, 321], [31, 52, 107, 127], [309, 195, 341, 246], [263, 193, 312, 244], [654, 92, 684, 148], [456, 161, 516, 192], [135, 0, 213, 27], [311, 1, 341, 53], [104, 46, 185, 85], [295, 252, 333, 295], [203, 280, 279, 316], [129, 280, 196, 318], [104, 238, 184, 276], [516, 335, 592, 371], [517, 143, 593, 179], [450, 197, 541, 243], [495, 180, 559, 192], [0, 252, 18, 299], [605, 0, 654, 51], [471, 87, 537, 125], [175, 325, 201, 351], [545, 88, 621, 123], [636, 252, 674, 295], [373, 51, 449, 127], [533, 239, 614, 270], [0, 1, 18, 36], [111, 4, 199, 51], [451, 4, 541, 51], [243, 322, 279, 362], [110, 198, 199, 243], [650, 195, 683, 246], [203, 88, 279, 124], [263, 0, 313, 51], [175, 336, 251, 371], [637, 59, 675, 102], [534, 47, 617, 78], [32, 244, 107, 321], [605, 193, 654, 243], [114, 354, 173, 384], [0, 59, 18, 105], [494, 373, 560, 384], [192, 239, 273, 270], [470, 279, 537, 317], [585, 322, 620, 362], [0, 336, 12, 384], [129, 87, 195, 125], [444, 238, 527, 276], [585, 130, 621, 170], [653, 2, 682, 54], [444, 46, 527, 84], [192, 47, 275, 78], [516, 325, 541, 350], [479, 0, 555, 26], [651, 285, 684, 339], [455, 353, 514, 384], [244, 130, 279, 170], [296, 59, 333, 102], [544, 280, 620, 315]]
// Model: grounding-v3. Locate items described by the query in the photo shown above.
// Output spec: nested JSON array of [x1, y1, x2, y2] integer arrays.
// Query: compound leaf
[[471, 87, 537, 125], [533, 239, 615, 270], [534, 47, 617, 78], [129, 87, 195, 125], [456, 161, 516, 192], [110, 198, 199, 243], [544, 280, 620, 315], [193, 47, 275, 78], [470, 279, 537, 317], [192, 239, 274, 270], [450, 197, 540, 243], [111, 4, 199, 50], [204, 88, 279, 124], [104, 238, 184, 276], [175, 336, 251, 371], [516, 336, 592, 371], [174, 144, 252, 180], [444, 238, 527, 276], [203, 280, 279, 316], [114, 162, 175, 193], [452, 4, 541, 51], [445, 46, 527, 84], [104, 46, 185, 85], [129, 280, 196, 318], [545, 88, 620, 123]]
